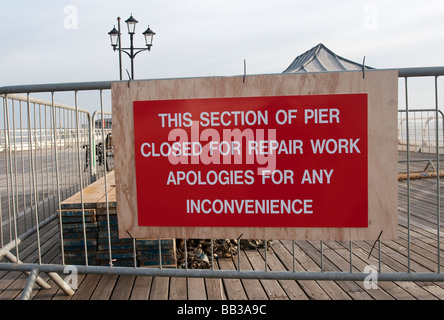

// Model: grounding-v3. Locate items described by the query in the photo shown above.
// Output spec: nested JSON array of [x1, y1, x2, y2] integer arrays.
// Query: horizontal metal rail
[[2, 262, 444, 282], [0, 65, 444, 96]]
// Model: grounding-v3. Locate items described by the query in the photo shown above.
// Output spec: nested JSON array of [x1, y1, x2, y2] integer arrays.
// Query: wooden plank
[[90, 275, 118, 300], [233, 250, 268, 300], [204, 259, 226, 300], [110, 275, 136, 300], [112, 70, 399, 241], [169, 277, 187, 300], [130, 276, 152, 300], [149, 277, 170, 300], [71, 274, 102, 300], [394, 281, 438, 300], [243, 249, 288, 300], [422, 284, 444, 299], [60, 171, 115, 209], [217, 258, 248, 300], [291, 240, 361, 301], [0, 273, 29, 300], [205, 278, 226, 300], [255, 244, 309, 300], [274, 240, 331, 300], [187, 277, 207, 300]]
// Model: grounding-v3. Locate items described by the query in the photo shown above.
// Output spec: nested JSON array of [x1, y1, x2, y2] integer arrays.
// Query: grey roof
[[282, 43, 373, 73]]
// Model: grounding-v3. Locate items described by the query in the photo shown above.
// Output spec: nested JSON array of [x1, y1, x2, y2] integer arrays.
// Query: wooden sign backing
[[112, 70, 398, 241]]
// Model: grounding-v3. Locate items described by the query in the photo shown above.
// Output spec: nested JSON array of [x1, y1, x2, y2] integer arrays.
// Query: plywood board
[[112, 70, 398, 241]]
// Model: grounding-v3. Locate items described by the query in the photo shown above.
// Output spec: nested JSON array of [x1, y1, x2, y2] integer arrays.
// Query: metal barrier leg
[[4, 251, 74, 296], [47, 272, 75, 296], [3, 251, 51, 290], [20, 268, 39, 300]]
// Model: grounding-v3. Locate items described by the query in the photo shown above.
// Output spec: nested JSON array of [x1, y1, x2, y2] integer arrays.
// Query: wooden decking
[[1, 160, 444, 300]]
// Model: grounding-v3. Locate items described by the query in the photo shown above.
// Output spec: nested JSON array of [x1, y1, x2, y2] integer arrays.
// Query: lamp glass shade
[[125, 15, 138, 34], [108, 27, 119, 47], [143, 26, 155, 47]]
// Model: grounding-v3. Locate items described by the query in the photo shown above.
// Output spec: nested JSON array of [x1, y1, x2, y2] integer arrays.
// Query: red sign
[[133, 94, 368, 228]]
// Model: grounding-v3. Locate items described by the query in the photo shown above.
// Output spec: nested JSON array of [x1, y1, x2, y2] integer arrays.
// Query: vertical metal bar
[[237, 237, 241, 271], [19, 100, 26, 229], [68, 109, 74, 196], [0, 96, 3, 245], [320, 241, 324, 272], [91, 111, 96, 179], [405, 77, 411, 273], [52, 92, 65, 265], [0, 188, 2, 248], [100, 90, 113, 268], [27, 101, 33, 229], [74, 91, 88, 266], [210, 239, 214, 271], [49, 102, 55, 212], [349, 241, 353, 273], [11, 100, 20, 234], [0, 98, 4, 247], [33, 103, 40, 219], [39, 104, 46, 219], [378, 240, 382, 273], [158, 238, 163, 269], [133, 238, 137, 268], [27, 94, 42, 264], [61, 108, 67, 200], [44, 105, 50, 219], [184, 238, 188, 270], [264, 239, 268, 272], [0, 101, 2, 244], [292, 240, 295, 272], [57, 108, 63, 200], [3, 98, 13, 242], [5, 96, 20, 259], [435, 76, 441, 273], [87, 110, 95, 183]]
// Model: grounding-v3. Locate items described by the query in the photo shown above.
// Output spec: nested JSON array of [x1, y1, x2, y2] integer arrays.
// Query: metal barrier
[[398, 109, 444, 154], [91, 110, 113, 179], [1, 69, 444, 300], [1, 86, 112, 299]]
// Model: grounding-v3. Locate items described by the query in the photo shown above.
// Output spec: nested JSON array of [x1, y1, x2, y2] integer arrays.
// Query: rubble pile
[[176, 239, 273, 269]]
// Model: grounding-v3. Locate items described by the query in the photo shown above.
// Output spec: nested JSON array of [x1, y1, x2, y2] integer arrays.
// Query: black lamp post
[[108, 14, 155, 80]]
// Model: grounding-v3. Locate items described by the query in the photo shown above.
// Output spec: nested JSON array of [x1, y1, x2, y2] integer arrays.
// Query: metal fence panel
[[0, 69, 444, 300]]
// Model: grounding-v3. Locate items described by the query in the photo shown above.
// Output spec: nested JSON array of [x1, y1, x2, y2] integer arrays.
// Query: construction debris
[[176, 239, 273, 269], [398, 170, 444, 180]]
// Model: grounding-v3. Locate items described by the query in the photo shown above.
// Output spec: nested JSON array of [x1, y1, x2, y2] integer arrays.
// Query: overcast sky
[[1, 0, 444, 111]]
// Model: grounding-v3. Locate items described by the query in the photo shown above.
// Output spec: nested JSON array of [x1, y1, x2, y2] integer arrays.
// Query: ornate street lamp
[[107, 26, 119, 50], [125, 15, 138, 34], [108, 15, 155, 80], [143, 26, 156, 50]]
